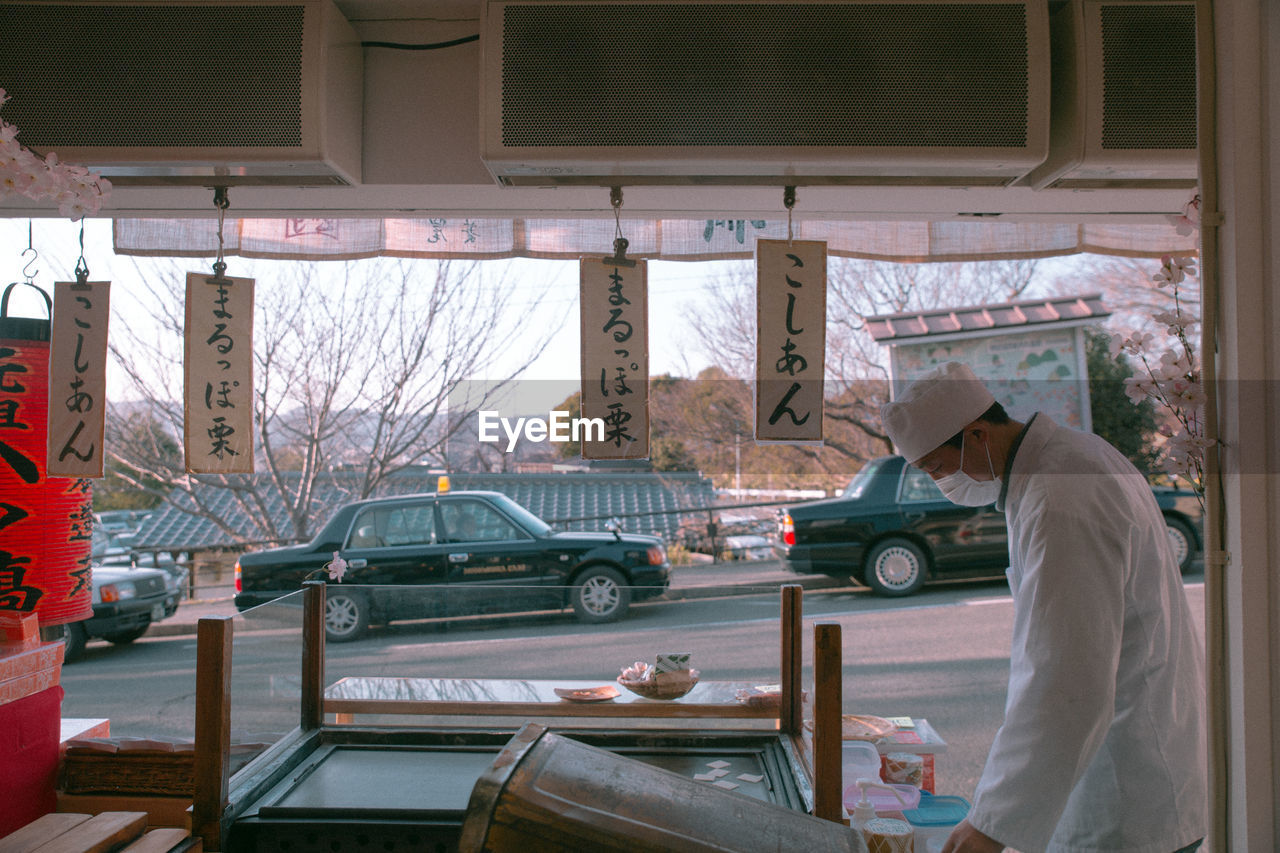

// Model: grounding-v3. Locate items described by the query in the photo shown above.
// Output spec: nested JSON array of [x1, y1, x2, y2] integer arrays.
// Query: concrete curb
[[142, 571, 847, 638]]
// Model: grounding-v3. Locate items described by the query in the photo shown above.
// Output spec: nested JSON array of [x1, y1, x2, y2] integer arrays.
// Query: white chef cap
[[881, 362, 996, 463]]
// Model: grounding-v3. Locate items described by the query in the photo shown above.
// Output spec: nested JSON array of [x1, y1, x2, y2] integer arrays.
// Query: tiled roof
[[865, 293, 1109, 342], [133, 470, 717, 550]]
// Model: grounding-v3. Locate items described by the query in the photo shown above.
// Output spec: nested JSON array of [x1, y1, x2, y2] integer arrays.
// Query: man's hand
[[941, 820, 1004, 853]]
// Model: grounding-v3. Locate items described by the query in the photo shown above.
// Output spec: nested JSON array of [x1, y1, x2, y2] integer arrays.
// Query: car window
[[440, 500, 526, 543], [900, 466, 946, 503], [347, 504, 435, 548], [844, 457, 886, 499], [486, 493, 551, 537]]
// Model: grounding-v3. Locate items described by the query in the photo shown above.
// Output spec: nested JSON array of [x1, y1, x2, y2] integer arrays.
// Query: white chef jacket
[[966, 415, 1206, 853]]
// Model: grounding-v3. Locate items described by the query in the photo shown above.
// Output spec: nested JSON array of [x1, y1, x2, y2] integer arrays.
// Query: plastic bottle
[[847, 778, 911, 835]]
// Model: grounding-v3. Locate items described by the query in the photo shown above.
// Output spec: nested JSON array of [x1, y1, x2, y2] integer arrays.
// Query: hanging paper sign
[[184, 272, 254, 473], [580, 258, 649, 460], [0, 283, 93, 626], [755, 239, 826, 443], [47, 280, 111, 477]]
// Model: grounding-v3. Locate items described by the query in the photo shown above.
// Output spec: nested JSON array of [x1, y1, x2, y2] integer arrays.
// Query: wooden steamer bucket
[[459, 723, 866, 853]]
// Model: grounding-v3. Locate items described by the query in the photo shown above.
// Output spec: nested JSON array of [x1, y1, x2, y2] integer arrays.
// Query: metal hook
[[74, 220, 90, 283], [784, 186, 796, 246], [21, 247, 38, 283], [603, 187, 635, 267], [610, 185, 624, 239], [211, 186, 230, 279], [21, 220, 38, 283]]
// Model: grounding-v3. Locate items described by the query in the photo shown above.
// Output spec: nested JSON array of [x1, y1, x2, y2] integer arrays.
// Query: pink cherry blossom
[[325, 552, 349, 582], [1167, 194, 1202, 236], [1158, 350, 1193, 379], [1124, 376, 1156, 404]]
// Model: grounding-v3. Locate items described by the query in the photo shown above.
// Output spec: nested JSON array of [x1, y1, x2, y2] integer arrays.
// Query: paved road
[[57, 567, 1205, 804]]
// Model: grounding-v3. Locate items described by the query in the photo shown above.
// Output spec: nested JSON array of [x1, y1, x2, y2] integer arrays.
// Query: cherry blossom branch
[[1111, 205, 1210, 508]]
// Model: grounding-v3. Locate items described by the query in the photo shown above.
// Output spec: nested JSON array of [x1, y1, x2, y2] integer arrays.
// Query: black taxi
[[234, 490, 670, 641]]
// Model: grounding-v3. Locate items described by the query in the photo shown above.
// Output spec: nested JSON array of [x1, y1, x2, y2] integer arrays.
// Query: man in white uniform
[[881, 362, 1205, 853]]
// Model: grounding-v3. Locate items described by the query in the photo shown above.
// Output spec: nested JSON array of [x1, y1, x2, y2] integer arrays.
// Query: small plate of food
[[554, 685, 621, 702]]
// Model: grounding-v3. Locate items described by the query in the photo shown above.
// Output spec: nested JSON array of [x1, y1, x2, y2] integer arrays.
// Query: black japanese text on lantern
[[0, 299, 94, 625], [0, 342, 40, 614]]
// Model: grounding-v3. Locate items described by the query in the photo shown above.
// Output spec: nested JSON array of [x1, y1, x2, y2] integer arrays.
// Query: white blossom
[[1120, 330, 1155, 355], [1167, 195, 1201, 236], [1152, 254, 1197, 287], [1166, 378, 1206, 409], [1124, 375, 1156, 404], [1157, 350, 1194, 380]]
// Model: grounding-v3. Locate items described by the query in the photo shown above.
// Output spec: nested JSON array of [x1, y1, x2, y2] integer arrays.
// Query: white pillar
[[1210, 0, 1280, 849]]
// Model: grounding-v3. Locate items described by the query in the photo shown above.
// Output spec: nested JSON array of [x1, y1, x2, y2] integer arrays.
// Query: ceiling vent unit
[[1020, 0, 1197, 189], [480, 0, 1050, 187], [0, 0, 362, 186]]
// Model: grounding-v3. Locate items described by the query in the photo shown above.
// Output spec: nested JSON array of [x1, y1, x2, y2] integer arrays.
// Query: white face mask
[[934, 432, 1001, 507]]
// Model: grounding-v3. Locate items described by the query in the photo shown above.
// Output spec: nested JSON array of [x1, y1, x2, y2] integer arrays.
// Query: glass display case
[[191, 582, 862, 852]]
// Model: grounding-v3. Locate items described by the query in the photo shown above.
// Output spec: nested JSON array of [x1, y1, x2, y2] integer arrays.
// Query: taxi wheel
[[60, 622, 88, 663], [324, 591, 369, 642], [1165, 516, 1197, 573], [571, 566, 631, 623], [864, 538, 928, 597]]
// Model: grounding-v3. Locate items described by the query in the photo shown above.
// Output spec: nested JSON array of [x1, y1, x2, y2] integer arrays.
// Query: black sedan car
[[235, 490, 671, 641], [775, 455, 1203, 597]]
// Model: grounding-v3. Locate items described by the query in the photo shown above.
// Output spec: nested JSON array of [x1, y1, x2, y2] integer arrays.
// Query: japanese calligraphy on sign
[[184, 272, 254, 473], [755, 239, 826, 443], [47, 280, 110, 477], [284, 218, 342, 241], [580, 258, 649, 460]]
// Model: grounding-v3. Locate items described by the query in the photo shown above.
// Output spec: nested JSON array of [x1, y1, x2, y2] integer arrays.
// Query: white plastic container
[[841, 740, 882, 791]]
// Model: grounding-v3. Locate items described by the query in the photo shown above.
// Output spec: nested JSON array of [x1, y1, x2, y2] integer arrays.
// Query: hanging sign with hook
[[580, 188, 649, 460], [47, 277, 111, 478], [185, 269, 255, 474], [184, 188, 255, 473], [48, 226, 111, 478], [755, 236, 827, 444]]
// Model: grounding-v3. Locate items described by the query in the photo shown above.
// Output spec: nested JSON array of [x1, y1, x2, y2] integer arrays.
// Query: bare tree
[[104, 256, 560, 543], [1053, 255, 1201, 341]]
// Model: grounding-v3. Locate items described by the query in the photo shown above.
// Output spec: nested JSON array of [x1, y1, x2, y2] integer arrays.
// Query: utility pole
[[734, 434, 741, 497]]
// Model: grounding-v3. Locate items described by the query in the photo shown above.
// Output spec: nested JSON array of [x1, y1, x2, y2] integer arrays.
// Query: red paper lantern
[[0, 283, 93, 627]]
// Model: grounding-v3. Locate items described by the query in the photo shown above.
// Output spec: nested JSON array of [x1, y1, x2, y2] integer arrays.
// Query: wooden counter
[[324, 677, 781, 723]]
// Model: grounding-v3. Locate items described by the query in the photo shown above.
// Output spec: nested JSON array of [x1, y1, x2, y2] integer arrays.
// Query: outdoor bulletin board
[[889, 326, 1093, 431]]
